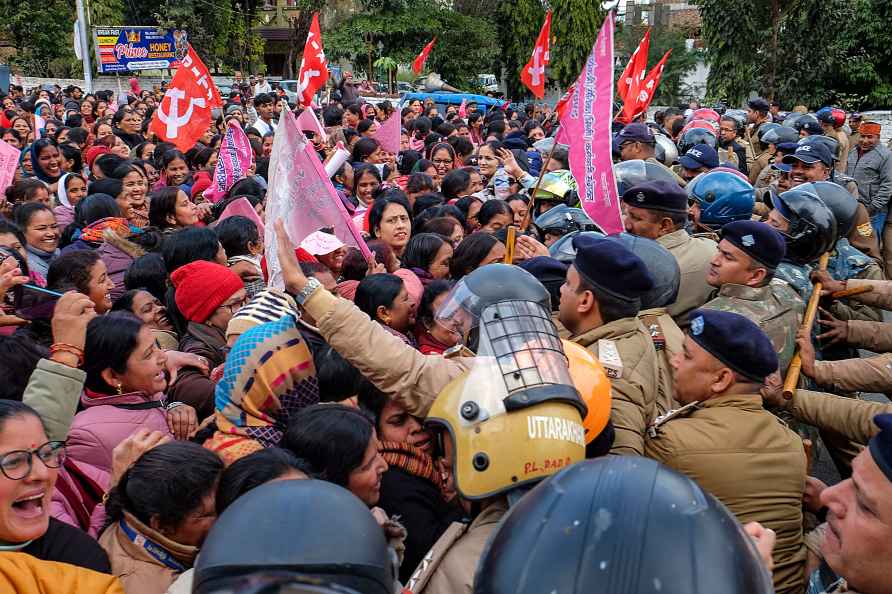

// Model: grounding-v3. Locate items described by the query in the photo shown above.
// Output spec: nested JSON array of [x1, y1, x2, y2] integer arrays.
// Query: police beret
[[747, 98, 770, 113], [679, 144, 720, 170], [869, 414, 892, 484], [518, 256, 569, 283], [782, 142, 834, 167], [616, 123, 655, 144], [621, 180, 688, 214], [720, 220, 786, 270], [572, 235, 654, 303], [687, 309, 779, 382], [776, 142, 799, 154]]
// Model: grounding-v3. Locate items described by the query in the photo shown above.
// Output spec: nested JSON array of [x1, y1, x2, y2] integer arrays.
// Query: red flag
[[554, 82, 576, 121], [149, 45, 222, 152], [520, 11, 552, 99], [297, 13, 329, 107], [631, 49, 671, 120], [617, 29, 650, 102], [412, 38, 437, 75]]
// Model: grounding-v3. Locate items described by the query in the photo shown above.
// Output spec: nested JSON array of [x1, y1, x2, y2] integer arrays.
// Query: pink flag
[[218, 197, 265, 237], [373, 110, 401, 154], [0, 140, 20, 197], [458, 98, 468, 119], [264, 110, 371, 288], [296, 107, 328, 142], [203, 120, 253, 204], [34, 113, 46, 135], [558, 12, 622, 234]]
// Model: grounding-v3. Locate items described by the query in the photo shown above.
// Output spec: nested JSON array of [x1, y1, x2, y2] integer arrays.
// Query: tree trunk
[[768, 0, 779, 100]]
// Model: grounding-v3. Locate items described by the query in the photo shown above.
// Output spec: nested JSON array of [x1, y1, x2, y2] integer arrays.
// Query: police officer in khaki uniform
[[645, 309, 806, 594], [558, 235, 661, 456], [702, 220, 805, 375], [621, 180, 718, 325], [616, 123, 686, 186]]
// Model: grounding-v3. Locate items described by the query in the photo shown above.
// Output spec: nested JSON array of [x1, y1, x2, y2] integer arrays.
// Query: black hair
[[447, 135, 474, 160], [46, 249, 100, 297], [104, 442, 223, 533], [351, 164, 382, 199], [428, 142, 455, 165], [354, 273, 404, 323], [5, 179, 48, 206], [0, 219, 26, 247], [414, 204, 465, 234], [227, 176, 266, 201], [283, 403, 375, 488], [111, 288, 146, 315], [440, 169, 471, 201], [402, 233, 449, 274], [0, 400, 40, 430], [417, 279, 453, 330], [351, 137, 381, 163], [133, 141, 155, 161], [160, 149, 188, 171], [13, 202, 53, 231], [93, 155, 126, 181], [215, 447, 311, 514], [88, 177, 124, 200], [405, 172, 434, 196], [412, 116, 432, 139], [356, 119, 376, 136], [398, 150, 423, 176], [161, 227, 221, 273], [450, 232, 501, 278], [299, 261, 335, 281], [67, 127, 90, 147], [315, 345, 366, 403], [454, 195, 481, 222], [254, 93, 274, 106], [0, 339, 46, 402], [322, 105, 344, 127], [418, 216, 461, 240], [368, 193, 411, 239], [476, 199, 513, 227], [340, 247, 369, 282], [414, 159, 436, 176], [148, 187, 183, 229], [57, 143, 83, 172], [435, 122, 456, 137], [215, 215, 259, 258], [124, 253, 169, 302], [83, 312, 144, 394], [152, 142, 176, 168], [76, 193, 123, 226], [411, 192, 444, 219], [342, 128, 359, 146]]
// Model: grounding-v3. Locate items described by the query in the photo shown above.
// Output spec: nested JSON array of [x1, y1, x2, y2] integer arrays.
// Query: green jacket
[[22, 358, 85, 442]]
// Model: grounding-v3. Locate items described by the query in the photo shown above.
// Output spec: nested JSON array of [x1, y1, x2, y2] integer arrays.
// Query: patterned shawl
[[205, 313, 319, 465], [379, 440, 441, 488]]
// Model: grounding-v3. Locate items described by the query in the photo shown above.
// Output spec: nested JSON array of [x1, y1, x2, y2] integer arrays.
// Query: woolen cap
[[621, 180, 688, 214], [571, 235, 654, 303], [171, 260, 244, 323], [720, 220, 786, 270], [687, 308, 778, 382]]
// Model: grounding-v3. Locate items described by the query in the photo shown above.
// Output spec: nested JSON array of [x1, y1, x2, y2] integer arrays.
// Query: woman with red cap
[[166, 261, 247, 419]]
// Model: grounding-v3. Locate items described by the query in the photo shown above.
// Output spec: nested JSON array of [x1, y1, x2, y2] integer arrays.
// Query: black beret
[[869, 414, 892, 484], [748, 97, 770, 112], [621, 180, 688, 214], [720, 220, 786, 270], [518, 256, 568, 283], [572, 235, 654, 302], [687, 309, 778, 382]]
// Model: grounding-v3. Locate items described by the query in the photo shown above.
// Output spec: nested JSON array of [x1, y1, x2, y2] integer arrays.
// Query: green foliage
[[550, 0, 605, 88], [324, 0, 499, 89], [616, 23, 699, 107], [0, 0, 79, 77], [494, 0, 547, 98]]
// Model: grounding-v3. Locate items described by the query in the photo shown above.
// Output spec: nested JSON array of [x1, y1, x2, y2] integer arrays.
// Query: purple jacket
[[52, 459, 109, 538], [66, 390, 172, 475]]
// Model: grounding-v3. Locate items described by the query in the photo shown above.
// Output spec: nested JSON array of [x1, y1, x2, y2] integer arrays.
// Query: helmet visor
[[433, 278, 482, 342]]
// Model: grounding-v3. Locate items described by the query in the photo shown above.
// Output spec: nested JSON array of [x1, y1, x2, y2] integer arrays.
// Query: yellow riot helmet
[[426, 297, 589, 501]]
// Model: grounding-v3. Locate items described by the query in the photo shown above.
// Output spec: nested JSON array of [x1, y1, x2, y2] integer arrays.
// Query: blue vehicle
[[400, 92, 505, 113]]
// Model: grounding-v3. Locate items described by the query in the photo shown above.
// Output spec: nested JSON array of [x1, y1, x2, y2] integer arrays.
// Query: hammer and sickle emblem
[[157, 88, 206, 138]]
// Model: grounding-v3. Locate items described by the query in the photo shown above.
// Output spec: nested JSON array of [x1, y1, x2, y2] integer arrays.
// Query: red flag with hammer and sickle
[[520, 11, 552, 99], [149, 45, 221, 152], [297, 13, 329, 107]]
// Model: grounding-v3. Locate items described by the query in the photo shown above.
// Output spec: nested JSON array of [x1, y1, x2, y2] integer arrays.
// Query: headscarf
[[29, 142, 60, 183], [18, 148, 32, 178], [56, 172, 79, 210], [206, 314, 319, 465], [77, 217, 132, 243]]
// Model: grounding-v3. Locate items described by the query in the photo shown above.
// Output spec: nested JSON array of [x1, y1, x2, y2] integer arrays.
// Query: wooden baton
[[783, 252, 831, 400]]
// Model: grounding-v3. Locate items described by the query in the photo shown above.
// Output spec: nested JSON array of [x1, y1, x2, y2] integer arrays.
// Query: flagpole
[[518, 137, 558, 232]]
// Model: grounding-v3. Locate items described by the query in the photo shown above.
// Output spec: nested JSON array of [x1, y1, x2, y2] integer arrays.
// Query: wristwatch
[[295, 277, 322, 306]]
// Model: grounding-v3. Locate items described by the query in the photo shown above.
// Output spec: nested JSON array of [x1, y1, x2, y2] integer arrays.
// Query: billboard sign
[[93, 27, 188, 74]]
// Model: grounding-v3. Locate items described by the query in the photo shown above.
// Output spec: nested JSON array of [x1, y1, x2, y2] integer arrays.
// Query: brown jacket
[[99, 512, 197, 594], [304, 286, 471, 417], [645, 394, 806, 594], [847, 278, 892, 310], [814, 354, 892, 398], [845, 319, 892, 353], [657, 229, 717, 325], [848, 203, 882, 262], [785, 389, 890, 445], [638, 307, 683, 416], [408, 498, 508, 594], [572, 316, 660, 456]]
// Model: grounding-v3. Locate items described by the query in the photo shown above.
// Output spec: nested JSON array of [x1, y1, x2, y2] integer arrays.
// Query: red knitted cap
[[171, 261, 244, 323]]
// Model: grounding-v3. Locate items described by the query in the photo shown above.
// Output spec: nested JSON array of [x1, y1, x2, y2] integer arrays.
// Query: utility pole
[[75, 0, 94, 92]]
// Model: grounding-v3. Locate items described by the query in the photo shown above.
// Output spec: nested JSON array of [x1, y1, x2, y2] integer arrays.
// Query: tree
[[550, 0, 605, 88], [494, 0, 547, 99], [0, 0, 79, 77], [616, 23, 699, 107]]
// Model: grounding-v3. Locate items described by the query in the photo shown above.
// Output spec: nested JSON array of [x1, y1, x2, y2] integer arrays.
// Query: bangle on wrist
[[49, 343, 84, 367]]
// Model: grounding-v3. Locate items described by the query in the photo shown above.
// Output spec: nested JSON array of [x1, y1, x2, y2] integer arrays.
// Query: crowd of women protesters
[[0, 80, 574, 593]]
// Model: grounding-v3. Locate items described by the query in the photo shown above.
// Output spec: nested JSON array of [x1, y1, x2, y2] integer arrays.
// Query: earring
[[382, 315, 392, 326], [116, 383, 123, 395]]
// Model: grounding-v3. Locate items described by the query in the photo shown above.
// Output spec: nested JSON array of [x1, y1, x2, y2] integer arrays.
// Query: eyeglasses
[[0, 441, 66, 480], [220, 295, 248, 314]]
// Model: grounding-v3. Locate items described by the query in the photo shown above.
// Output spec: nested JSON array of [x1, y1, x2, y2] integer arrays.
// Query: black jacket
[[23, 517, 111, 573]]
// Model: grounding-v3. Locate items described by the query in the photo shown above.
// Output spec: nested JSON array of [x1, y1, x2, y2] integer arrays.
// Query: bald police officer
[[645, 309, 806, 594], [558, 235, 661, 456], [621, 180, 717, 325], [702, 220, 804, 375]]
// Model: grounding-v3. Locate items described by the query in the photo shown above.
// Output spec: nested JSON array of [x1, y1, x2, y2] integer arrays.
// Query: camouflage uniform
[[755, 161, 781, 189], [702, 280, 805, 376]]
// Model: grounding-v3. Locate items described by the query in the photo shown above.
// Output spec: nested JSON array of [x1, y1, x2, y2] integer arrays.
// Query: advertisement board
[[93, 27, 188, 74]]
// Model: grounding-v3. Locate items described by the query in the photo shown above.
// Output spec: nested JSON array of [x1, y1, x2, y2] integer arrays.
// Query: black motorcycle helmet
[[769, 186, 838, 265], [199, 574, 363, 594], [474, 457, 774, 594], [794, 114, 823, 136], [193, 480, 397, 594], [807, 181, 859, 237], [756, 122, 781, 144], [532, 205, 603, 239], [677, 126, 717, 156]]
